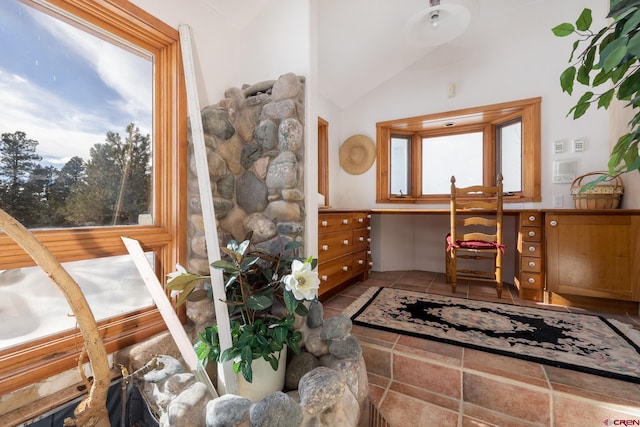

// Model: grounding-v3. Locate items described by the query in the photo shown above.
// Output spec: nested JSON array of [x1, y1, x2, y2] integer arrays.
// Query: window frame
[[376, 97, 541, 204], [0, 0, 186, 395]]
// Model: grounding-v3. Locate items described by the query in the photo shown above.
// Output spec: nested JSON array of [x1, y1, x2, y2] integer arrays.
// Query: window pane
[[422, 132, 483, 194], [0, 0, 153, 229], [390, 136, 410, 196], [498, 121, 522, 193], [0, 254, 155, 350]]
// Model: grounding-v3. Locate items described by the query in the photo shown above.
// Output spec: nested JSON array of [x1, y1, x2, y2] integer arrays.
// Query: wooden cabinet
[[516, 211, 545, 301], [318, 210, 371, 299], [545, 212, 640, 302]]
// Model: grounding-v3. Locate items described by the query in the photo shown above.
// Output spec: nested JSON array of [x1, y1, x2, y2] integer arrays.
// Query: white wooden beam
[[178, 24, 237, 395]]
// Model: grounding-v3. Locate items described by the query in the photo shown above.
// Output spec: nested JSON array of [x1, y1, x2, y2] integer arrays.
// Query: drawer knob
[[359, 237, 365, 242], [322, 245, 329, 251], [528, 215, 536, 222], [321, 275, 328, 281], [343, 240, 349, 245], [367, 238, 371, 243], [550, 220, 558, 227], [342, 266, 349, 271], [367, 250, 372, 255], [528, 277, 536, 284], [358, 260, 365, 265], [321, 220, 328, 227], [342, 219, 348, 224], [528, 231, 536, 237], [367, 226, 371, 231], [528, 246, 536, 252], [358, 218, 364, 223], [528, 261, 536, 268]]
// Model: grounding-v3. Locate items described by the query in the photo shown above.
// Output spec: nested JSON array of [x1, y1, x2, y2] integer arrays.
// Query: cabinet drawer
[[522, 242, 542, 257], [522, 212, 542, 226], [521, 257, 542, 273], [520, 272, 543, 289], [521, 226, 541, 242], [351, 250, 369, 275], [318, 255, 353, 290], [318, 213, 358, 232], [352, 228, 370, 252], [318, 230, 352, 262]]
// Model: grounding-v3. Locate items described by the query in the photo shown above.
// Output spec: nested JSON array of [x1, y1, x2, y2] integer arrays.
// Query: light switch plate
[[553, 140, 565, 154], [572, 139, 586, 152]]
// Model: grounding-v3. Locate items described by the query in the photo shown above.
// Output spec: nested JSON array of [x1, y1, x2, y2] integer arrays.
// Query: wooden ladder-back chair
[[446, 174, 505, 297]]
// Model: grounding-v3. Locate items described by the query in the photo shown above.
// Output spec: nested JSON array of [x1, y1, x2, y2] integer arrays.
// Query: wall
[[317, 0, 640, 273]]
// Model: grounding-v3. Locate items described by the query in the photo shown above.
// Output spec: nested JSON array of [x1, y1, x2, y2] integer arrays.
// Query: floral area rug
[[345, 287, 640, 384]]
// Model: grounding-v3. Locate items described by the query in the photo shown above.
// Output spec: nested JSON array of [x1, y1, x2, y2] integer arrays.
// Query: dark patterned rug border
[[348, 287, 640, 385]]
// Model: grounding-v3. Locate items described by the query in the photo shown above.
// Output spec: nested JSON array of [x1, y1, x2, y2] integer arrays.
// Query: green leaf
[[552, 23, 575, 37], [584, 45, 597, 70], [577, 65, 590, 85], [283, 288, 297, 313], [621, 9, 640, 36], [627, 31, 640, 56], [560, 66, 576, 94], [599, 37, 629, 72], [211, 259, 239, 274], [592, 69, 612, 86], [576, 8, 593, 32], [246, 294, 273, 310], [618, 69, 640, 98], [609, 1, 640, 19], [569, 40, 580, 62], [598, 88, 615, 109], [611, 59, 633, 83]]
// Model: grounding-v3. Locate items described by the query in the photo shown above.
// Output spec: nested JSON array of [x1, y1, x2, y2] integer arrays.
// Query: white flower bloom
[[167, 264, 188, 282], [283, 259, 320, 300]]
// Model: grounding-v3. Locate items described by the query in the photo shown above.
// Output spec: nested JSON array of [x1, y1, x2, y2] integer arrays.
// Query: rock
[[264, 200, 301, 222], [285, 352, 321, 390], [298, 367, 345, 415], [320, 314, 352, 341], [304, 328, 330, 357], [250, 391, 303, 427], [240, 141, 263, 170], [328, 336, 362, 359], [261, 99, 296, 120], [266, 151, 299, 190], [202, 106, 235, 140], [272, 73, 301, 101], [278, 118, 303, 152], [307, 302, 324, 329], [236, 171, 269, 213], [205, 394, 252, 427], [166, 382, 210, 427], [255, 120, 279, 150], [243, 213, 277, 243], [142, 355, 185, 383]]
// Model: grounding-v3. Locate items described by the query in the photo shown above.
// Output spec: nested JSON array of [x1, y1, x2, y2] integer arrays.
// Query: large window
[[0, 0, 186, 395], [376, 98, 541, 204]]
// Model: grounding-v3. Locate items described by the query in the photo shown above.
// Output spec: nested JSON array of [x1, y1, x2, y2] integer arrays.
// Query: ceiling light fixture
[[404, 0, 471, 47]]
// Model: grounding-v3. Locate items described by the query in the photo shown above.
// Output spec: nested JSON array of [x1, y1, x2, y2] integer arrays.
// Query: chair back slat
[[460, 231, 497, 242]]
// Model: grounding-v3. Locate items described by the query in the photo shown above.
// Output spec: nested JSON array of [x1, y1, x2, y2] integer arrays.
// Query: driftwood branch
[[0, 208, 110, 427]]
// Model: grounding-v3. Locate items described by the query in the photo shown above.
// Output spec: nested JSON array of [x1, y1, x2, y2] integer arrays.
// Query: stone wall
[[186, 72, 307, 281]]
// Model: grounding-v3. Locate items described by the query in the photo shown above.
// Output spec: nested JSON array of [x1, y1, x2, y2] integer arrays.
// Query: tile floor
[[322, 270, 640, 427]]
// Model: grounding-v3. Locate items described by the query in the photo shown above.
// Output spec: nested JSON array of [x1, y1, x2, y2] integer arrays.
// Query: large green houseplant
[[552, 0, 640, 185], [167, 237, 320, 384]]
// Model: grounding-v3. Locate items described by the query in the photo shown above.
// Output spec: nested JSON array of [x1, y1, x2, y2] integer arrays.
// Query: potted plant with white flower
[[166, 236, 320, 400]]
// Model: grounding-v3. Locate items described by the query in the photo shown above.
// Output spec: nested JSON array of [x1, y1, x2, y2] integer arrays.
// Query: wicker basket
[[570, 171, 623, 209]]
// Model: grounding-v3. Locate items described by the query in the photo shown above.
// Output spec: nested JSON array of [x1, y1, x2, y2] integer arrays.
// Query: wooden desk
[[368, 208, 640, 311]]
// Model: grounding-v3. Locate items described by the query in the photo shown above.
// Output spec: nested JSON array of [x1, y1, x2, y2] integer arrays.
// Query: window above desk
[[376, 97, 541, 204]]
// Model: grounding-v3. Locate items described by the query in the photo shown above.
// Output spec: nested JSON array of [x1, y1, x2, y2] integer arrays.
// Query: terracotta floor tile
[[545, 365, 640, 406], [393, 353, 461, 398], [462, 404, 545, 427], [463, 372, 550, 425], [360, 342, 393, 378], [394, 335, 463, 366], [389, 381, 460, 412], [463, 349, 549, 388], [553, 394, 640, 427], [351, 324, 399, 346], [379, 389, 459, 427]]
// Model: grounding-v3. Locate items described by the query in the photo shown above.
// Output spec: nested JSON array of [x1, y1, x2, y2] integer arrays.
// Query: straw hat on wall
[[339, 134, 375, 175]]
